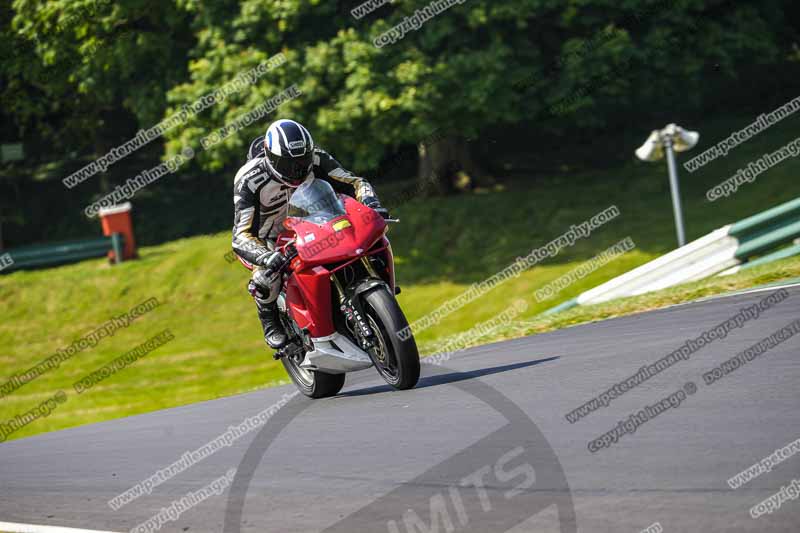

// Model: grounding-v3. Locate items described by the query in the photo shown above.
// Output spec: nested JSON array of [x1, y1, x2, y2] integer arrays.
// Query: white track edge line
[[579, 280, 800, 319], [0, 522, 122, 533], [692, 280, 800, 303]]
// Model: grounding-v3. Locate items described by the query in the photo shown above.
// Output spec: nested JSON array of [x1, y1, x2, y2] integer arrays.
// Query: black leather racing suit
[[232, 140, 379, 310]]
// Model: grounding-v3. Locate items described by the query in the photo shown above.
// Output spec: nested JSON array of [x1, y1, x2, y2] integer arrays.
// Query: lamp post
[[635, 123, 699, 247]]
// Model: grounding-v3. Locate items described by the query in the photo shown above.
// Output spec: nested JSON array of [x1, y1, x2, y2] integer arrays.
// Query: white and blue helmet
[[264, 119, 315, 187]]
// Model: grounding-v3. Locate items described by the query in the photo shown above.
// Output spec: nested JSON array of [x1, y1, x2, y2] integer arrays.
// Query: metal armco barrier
[[1, 233, 125, 273], [545, 196, 800, 314], [730, 197, 800, 260]]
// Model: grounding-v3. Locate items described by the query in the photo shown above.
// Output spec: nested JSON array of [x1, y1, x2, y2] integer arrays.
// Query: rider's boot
[[257, 299, 288, 349]]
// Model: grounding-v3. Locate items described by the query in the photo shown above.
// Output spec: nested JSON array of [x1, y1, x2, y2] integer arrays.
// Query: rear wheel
[[281, 356, 345, 399], [363, 287, 420, 390], [278, 308, 345, 399]]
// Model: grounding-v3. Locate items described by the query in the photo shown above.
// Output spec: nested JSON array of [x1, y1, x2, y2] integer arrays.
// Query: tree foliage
[[3, 0, 194, 152], [161, 0, 794, 189], [2, 0, 797, 190]]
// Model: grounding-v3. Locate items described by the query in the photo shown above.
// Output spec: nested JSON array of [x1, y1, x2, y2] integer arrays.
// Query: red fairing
[[285, 266, 335, 337], [287, 196, 386, 266], [278, 195, 388, 338]]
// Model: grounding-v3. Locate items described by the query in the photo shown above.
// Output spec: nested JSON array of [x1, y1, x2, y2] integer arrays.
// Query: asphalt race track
[[1, 286, 799, 533]]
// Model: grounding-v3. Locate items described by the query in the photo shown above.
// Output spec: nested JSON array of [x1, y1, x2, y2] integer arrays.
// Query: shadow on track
[[337, 356, 560, 397], [224, 353, 576, 533]]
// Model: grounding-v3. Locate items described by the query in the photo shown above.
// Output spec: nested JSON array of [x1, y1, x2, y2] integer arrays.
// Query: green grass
[[420, 256, 800, 354], [1, 112, 798, 441], [0, 235, 294, 442]]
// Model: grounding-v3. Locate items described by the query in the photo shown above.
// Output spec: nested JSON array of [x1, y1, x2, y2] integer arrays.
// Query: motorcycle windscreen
[[287, 179, 346, 224]]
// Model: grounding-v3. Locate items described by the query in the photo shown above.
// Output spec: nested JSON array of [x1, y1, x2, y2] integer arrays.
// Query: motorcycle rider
[[232, 119, 386, 350]]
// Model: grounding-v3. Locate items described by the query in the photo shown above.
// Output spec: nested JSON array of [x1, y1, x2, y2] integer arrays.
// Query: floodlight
[[635, 124, 700, 247]]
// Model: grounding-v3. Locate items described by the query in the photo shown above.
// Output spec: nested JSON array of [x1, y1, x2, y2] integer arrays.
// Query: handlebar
[[264, 244, 297, 278], [284, 242, 298, 260]]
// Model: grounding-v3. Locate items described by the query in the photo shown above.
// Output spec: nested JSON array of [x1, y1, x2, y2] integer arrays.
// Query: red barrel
[[98, 202, 137, 260]]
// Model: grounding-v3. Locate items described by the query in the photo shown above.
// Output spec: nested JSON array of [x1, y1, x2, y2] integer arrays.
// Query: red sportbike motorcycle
[[248, 179, 420, 398]]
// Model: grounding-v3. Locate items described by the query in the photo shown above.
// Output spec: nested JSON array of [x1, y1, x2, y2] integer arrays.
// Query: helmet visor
[[271, 152, 313, 183]]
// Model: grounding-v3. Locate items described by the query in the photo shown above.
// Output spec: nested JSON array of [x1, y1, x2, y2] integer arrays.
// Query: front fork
[[331, 265, 380, 352]]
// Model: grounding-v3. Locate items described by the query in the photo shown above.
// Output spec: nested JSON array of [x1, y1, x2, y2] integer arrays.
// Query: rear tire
[[363, 287, 420, 390], [278, 305, 346, 399], [282, 358, 346, 399]]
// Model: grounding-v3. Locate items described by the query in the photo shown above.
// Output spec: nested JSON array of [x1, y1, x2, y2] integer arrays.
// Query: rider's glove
[[362, 196, 381, 209], [263, 251, 288, 276], [362, 196, 390, 220]]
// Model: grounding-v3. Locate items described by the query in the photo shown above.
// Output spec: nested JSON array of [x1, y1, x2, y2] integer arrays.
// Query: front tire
[[363, 287, 420, 390]]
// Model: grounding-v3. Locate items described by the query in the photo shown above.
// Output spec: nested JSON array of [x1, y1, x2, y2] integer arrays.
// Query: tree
[[157, 0, 789, 194], [4, 0, 195, 159]]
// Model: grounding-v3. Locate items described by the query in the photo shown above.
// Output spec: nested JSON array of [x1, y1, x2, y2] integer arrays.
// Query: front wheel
[[363, 287, 420, 390]]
